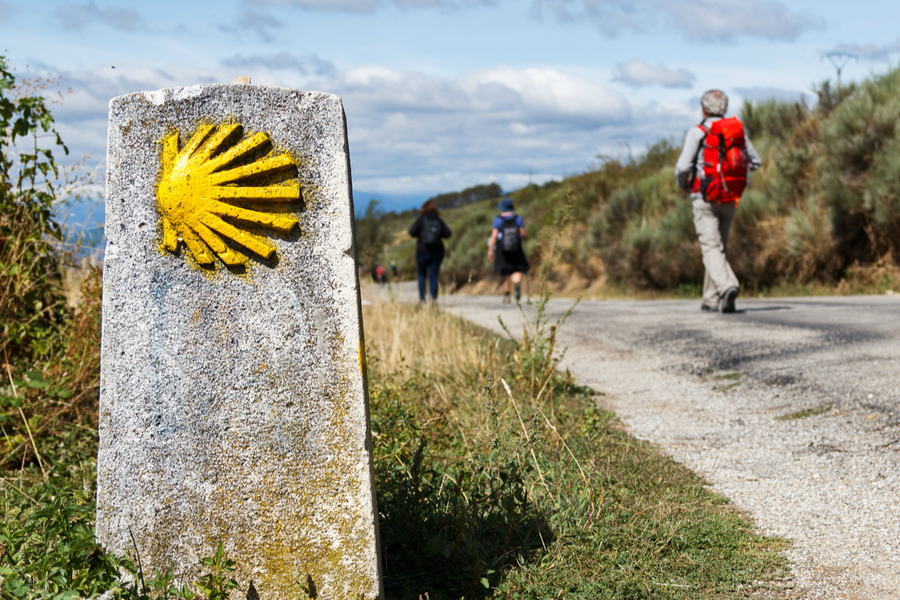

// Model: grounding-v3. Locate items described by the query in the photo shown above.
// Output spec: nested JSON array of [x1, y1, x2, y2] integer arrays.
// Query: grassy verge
[[364, 299, 790, 599], [1, 268, 789, 600]]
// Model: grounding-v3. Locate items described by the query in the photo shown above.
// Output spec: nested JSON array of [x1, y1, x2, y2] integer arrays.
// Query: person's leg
[[692, 197, 738, 308], [416, 255, 428, 302], [715, 202, 739, 312], [510, 271, 523, 302], [429, 253, 443, 301], [716, 201, 737, 254]]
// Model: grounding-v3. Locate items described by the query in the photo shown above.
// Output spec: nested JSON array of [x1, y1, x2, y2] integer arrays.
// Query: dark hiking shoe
[[701, 303, 718, 312], [721, 287, 739, 313]]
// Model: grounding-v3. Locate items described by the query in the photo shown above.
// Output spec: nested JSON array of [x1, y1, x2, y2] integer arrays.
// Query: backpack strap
[[688, 122, 709, 192]]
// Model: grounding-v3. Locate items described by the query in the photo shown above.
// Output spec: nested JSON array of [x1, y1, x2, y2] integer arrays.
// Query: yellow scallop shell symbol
[[157, 123, 301, 267]]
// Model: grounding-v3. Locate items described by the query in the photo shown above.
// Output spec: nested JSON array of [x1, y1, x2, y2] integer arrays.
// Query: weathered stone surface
[[97, 84, 382, 600]]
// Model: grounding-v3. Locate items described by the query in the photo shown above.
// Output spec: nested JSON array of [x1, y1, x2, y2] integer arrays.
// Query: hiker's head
[[421, 200, 439, 215], [498, 197, 514, 212], [701, 89, 728, 117]]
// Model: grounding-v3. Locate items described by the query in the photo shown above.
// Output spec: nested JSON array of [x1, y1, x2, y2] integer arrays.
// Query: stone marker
[[96, 84, 383, 600]]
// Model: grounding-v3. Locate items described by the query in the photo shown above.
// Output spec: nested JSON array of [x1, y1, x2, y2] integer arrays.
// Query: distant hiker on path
[[676, 89, 761, 313], [488, 197, 529, 303], [409, 200, 452, 303]]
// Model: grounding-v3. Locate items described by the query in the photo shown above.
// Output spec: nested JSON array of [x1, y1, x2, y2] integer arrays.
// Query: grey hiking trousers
[[692, 195, 739, 307]]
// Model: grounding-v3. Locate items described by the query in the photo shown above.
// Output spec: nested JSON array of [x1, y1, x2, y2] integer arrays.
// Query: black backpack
[[499, 215, 521, 252], [420, 216, 443, 250]]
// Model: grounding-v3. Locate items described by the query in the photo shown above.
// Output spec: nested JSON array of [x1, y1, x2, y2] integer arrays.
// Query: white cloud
[[0, 2, 15, 23], [256, 0, 378, 10], [460, 67, 630, 121], [227, 10, 284, 41], [222, 53, 337, 77], [734, 86, 812, 105], [532, 0, 820, 41], [56, 1, 146, 32], [665, 0, 817, 42], [832, 41, 900, 62], [327, 65, 634, 193], [614, 60, 694, 88], [246, 0, 495, 10]]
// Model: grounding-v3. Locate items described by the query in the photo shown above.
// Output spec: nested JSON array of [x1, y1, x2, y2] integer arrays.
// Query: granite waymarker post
[[97, 85, 383, 600]]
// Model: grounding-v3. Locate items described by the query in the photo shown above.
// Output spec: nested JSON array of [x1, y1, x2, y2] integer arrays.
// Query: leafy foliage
[[354, 199, 393, 271], [428, 182, 502, 211], [0, 56, 69, 363]]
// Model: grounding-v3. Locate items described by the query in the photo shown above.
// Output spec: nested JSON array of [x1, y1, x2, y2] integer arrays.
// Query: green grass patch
[[775, 405, 832, 421], [713, 372, 744, 381]]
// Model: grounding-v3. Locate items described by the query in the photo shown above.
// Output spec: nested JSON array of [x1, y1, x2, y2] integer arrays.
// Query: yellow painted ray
[[202, 132, 271, 174], [192, 123, 241, 166], [215, 182, 301, 202], [193, 221, 249, 266], [207, 201, 298, 232], [156, 123, 301, 268], [207, 153, 297, 186], [198, 212, 276, 259]]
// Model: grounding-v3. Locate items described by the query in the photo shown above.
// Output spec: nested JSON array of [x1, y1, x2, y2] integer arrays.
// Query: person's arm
[[675, 127, 704, 191], [745, 136, 762, 171], [441, 218, 452, 238], [517, 215, 526, 240], [408, 216, 421, 238], [487, 228, 498, 262]]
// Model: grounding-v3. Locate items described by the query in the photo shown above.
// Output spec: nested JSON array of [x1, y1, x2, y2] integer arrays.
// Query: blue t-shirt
[[493, 213, 524, 253], [493, 214, 524, 234]]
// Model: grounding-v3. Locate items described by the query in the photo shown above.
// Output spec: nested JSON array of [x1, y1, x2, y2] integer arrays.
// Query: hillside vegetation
[[362, 71, 900, 296]]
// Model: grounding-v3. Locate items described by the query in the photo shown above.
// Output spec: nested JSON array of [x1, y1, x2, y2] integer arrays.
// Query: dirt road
[[375, 283, 900, 599]]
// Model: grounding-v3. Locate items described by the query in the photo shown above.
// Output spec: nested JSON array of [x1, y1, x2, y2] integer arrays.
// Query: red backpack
[[692, 117, 748, 204]]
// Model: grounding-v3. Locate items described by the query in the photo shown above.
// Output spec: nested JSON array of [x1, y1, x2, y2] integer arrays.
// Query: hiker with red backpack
[[488, 197, 529, 303], [676, 89, 761, 313]]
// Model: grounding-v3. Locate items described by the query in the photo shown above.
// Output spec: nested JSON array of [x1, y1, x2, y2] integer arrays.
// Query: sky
[[2, 0, 900, 222]]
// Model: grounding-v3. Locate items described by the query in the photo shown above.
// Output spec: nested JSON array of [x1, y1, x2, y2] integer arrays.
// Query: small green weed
[[775, 405, 832, 421], [713, 372, 744, 381]]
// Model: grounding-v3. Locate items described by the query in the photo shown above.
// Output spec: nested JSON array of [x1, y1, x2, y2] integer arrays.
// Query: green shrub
[[741, 98, 809, 142], [818, 68, 900, 262], [0, 56, 69, 363]]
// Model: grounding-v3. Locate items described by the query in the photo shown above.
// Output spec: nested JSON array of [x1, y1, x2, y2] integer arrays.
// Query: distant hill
[[357, 71, 900, 296]]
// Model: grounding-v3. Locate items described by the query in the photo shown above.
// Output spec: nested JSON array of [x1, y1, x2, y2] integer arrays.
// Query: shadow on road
[[733, 305, 793, 313]]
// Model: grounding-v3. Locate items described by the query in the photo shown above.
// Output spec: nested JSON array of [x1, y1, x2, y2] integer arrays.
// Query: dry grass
[[363, 300, 500, 378]]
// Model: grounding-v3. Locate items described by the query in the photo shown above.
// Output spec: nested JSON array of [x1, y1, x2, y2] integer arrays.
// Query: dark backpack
[[420, 216, 443, 250], [693, 117, 749, 203], [499, 215, 521, 252]]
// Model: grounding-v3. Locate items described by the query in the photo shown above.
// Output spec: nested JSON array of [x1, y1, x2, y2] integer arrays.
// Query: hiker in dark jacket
[[409, 200, 452, 303], [488, 197, 529, 303]]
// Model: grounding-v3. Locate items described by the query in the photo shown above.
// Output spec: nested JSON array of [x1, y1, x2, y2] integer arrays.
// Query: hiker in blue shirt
[[408, 200, 452, 303], [487, 197, 529, 303]]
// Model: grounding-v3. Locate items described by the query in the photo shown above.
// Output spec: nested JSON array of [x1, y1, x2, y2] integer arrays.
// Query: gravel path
[[384, 287, 900, 600]]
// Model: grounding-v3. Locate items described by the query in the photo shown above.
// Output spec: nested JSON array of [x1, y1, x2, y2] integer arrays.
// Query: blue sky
[[2, 0, 899, 218]]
